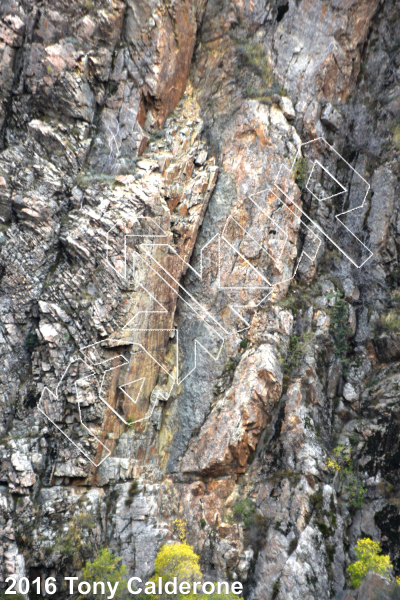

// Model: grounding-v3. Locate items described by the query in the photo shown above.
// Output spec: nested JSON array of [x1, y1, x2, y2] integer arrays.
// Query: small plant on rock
[[233, 498, 256, 528], [343, 473, 366, 510], [272, 579, 281, 599], [326, 457, 340, 472], [280, 330, 315, 375], [393, 123, 400, 150], [25, 331, 39, 352], [172, 519, 187, 543], [294, 156, 308, 188], [330, 294, 352, 362], [125, 480, 140, 506], [55, 511, 96, 562], [75, 512, 96, 531], [326, 444, 365, 510], [377, 310, 400, 335]]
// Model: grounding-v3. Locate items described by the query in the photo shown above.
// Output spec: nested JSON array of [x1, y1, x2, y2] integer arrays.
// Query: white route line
[[129, 250, 227, 384], [123, 282, 169, 329], [37, 136, 373, 466], [275, 137, 373, 268], [307, 160, 347, 203], [38, 358, 114, 468], [219, 201, 321, 327], [119, 377, 145, 404], [79, 338, 175, 425]]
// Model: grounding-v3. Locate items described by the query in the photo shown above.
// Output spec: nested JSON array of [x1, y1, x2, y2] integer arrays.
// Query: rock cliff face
[[1, 0, 400, 598]]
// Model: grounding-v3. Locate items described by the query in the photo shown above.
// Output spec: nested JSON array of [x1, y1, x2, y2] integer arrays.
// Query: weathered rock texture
[[1, 0, 400, 598]]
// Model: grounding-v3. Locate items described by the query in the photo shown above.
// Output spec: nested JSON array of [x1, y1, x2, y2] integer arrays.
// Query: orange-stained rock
[[181, 344, 282, 476], [207, 478, 235, 499], [190, 481, 205, 497], [218, 522, 232, 538]]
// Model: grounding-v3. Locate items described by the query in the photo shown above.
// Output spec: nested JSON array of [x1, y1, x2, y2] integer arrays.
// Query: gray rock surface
[[1, 0, 400, 598]]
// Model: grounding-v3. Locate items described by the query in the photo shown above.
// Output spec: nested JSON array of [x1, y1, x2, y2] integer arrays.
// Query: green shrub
[[25, 331, 39, 352], [75, 512, 96, 531], [330, 295, 352, 362], [276, 280, 322, 313], [233, 498, 256, 528], [55, 511, 96, 560], [82, 0, 96, 10], [153, 543, 201, 583], [272, 579, 281, 599], [242, 41, 274, 86], [288, 537, 298, 555], [294, 156, 308, 188], [343, 472, 366, 510], [378, 310, 400, 334], [280, 331, 314, 375], [236, 39, 283, 103], [77, 172, 116, 187], [129, 480, 139, 495], [79, 548, 128, 599], [326, 445, 365, 510], [125, 480, 140, 505]]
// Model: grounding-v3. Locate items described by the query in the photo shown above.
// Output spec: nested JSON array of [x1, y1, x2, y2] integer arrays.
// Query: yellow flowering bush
[[153, 543, 202, 583], [347, 538, 392, 588], [326, 458, 340, 472], [146, 543, 243, 600], [172, 519, 187, 543]]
